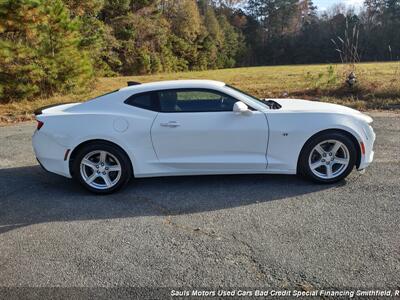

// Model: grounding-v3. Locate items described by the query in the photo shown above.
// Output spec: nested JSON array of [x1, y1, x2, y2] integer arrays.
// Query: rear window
[[124, 92, 159, 111]]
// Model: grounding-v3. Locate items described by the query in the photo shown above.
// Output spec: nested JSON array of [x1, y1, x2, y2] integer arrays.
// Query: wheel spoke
[[82, 159, 97, 170], [326, 164, 333, 178], [334, 157, 349, 165], [86, 173, 98, 184], [102, 174, 112, 187], [315, 145, 325, 155], [309, 138, 350, 180], [99, 151, 107, 164], [311, 161, 323, 170], [80, 150, 122, 190], [107, 165, 121, 172], [331, 142, 342, 155]]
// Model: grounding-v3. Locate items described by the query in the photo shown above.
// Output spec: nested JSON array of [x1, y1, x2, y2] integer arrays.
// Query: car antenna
[[127, 81, 141, 86]]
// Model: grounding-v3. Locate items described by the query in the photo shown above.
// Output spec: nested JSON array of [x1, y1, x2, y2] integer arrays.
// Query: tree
[[100, 0, 130, 21], [63, 0, 111, 75], [63, 0, 104, 17], [3, 0, 400, 103], [0, 0, 45, 100], [105, 2, 178, 74], [39, 0, 93, 93], [162, 0, 203, 69], [217, 14, 243, 68], [0, 0, 93, 101], [247, 0, 299, 40]]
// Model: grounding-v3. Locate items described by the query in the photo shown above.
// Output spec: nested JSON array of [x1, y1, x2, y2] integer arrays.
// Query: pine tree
[[0, 0, 45, 101], [63, 0, 111, 75], [162, 0, 203, 70], [219, 15, 244, 68], [0, 0, 93, 101], [39, 0, 93, 94], [200, 4, 224, 68]]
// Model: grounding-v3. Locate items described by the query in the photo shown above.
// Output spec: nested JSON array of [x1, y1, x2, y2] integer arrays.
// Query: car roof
[[119, 80, 226, 92]]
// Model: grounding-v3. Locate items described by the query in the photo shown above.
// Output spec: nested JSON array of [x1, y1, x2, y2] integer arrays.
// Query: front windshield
[[224, 84, 281, 110], [225, 84, 263, 103]]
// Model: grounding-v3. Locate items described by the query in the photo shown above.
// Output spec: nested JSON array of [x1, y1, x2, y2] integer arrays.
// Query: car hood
[[272, 98, 373, 123]]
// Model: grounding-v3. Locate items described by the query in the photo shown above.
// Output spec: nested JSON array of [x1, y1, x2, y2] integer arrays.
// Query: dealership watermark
[[171, 289, 399, 298], [0, 288, 399, 299]]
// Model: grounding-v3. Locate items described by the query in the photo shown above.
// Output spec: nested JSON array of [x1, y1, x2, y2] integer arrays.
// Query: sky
[[313, 0, 364, 11]]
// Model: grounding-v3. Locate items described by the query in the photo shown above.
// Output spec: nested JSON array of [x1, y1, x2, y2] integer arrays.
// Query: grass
[[1, 62, 399, 124]]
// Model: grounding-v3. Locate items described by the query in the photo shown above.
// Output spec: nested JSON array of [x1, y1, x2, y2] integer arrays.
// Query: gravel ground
[[0, 112, 399, 295]]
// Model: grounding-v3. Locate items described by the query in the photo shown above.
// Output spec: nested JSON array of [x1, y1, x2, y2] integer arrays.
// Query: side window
[[158, 89, 238, 113], [124, 92, 158, 111]]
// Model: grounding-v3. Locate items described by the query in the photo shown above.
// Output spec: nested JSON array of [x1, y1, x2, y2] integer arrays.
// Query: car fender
[[67, 134, 137, 172], [265, 112, 365, 173], [38, 112, 157, 176]]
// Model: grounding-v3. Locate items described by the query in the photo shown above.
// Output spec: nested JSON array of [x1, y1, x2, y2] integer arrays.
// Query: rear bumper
[[32, 130, 72, 178], [36, 157, 50, 172]]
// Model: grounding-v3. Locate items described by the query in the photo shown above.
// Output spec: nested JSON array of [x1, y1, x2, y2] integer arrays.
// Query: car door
[[150, 88, 269, 173]]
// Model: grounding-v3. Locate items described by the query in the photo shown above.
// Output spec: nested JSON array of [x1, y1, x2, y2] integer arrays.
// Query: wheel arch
[[68, 139, 134, 177], [296, 128, 362, 174]]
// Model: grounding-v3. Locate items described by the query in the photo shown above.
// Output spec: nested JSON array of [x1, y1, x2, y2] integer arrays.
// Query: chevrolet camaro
[[32, 80, 375, 194]]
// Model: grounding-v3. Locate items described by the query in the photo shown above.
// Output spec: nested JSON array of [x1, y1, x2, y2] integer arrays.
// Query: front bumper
[[358, 150, 374, 170], [357, 124, 376, 171]]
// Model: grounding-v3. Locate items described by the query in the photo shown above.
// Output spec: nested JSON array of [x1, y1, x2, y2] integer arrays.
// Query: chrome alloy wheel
[[80, 150, 122, 190], [308, 139, 350, 180]]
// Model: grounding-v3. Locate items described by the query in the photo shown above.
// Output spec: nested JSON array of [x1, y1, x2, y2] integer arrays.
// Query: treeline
[[0, 0, 399, 102], [0, 0, 245, 101], [244, 0, 400, 65]]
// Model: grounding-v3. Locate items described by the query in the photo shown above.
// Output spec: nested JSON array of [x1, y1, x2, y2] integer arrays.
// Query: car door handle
[[160, 121, 180, 128]]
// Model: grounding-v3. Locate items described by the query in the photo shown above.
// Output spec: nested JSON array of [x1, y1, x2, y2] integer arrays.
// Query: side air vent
[[261, 99, 282, 109]]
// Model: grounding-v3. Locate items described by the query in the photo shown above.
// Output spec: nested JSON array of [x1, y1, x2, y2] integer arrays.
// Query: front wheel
[[72, 142, 132, 194], [298, 132, 357, 183]]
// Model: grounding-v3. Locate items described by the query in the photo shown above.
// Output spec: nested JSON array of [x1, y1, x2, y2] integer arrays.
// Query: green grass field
[[1, 62, 399, 124]]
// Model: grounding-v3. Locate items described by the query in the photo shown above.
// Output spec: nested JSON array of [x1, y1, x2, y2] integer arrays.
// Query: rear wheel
[[298, 132, 357, 183], [72, 142, 132, 194]]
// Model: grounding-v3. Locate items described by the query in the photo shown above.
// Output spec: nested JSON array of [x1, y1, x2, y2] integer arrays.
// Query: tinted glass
[[158, 89, 237, 112], [125, 92, 158, 111]]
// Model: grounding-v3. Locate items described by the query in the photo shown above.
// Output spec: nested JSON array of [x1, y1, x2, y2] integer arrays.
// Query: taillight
[[37, 120, 44, 130]]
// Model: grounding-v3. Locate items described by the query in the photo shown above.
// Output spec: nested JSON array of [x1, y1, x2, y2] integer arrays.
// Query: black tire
[[298, 131, 357, 183], [72, 142, 132, 194]]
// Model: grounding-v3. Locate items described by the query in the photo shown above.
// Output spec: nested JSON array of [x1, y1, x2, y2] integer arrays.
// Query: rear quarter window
[[124, 92, 159, 111]]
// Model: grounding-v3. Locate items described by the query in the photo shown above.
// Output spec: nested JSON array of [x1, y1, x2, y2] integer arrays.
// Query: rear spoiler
[[127, 81, 141, 86], [34, 103, 73, 116]]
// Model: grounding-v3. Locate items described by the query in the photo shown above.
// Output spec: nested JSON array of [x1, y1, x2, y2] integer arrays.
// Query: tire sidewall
[[299, 132, 357, 183], [72, 143, 132, 194]]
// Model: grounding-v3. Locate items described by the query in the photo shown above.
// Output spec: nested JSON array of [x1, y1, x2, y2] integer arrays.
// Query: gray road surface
[[0, 112, 399, 291]]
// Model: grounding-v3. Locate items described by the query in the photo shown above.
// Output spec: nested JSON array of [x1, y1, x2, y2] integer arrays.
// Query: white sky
[[314, 0, 364, 11]]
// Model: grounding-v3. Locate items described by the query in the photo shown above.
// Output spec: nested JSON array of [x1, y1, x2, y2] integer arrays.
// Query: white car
[[33, 80, 375, 194]]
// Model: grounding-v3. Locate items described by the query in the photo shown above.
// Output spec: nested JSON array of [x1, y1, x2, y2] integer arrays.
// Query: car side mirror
[[233, 101, 250, 114]]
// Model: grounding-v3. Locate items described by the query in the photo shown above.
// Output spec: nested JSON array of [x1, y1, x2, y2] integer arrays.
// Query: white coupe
[[33, 80, 375, 194]]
